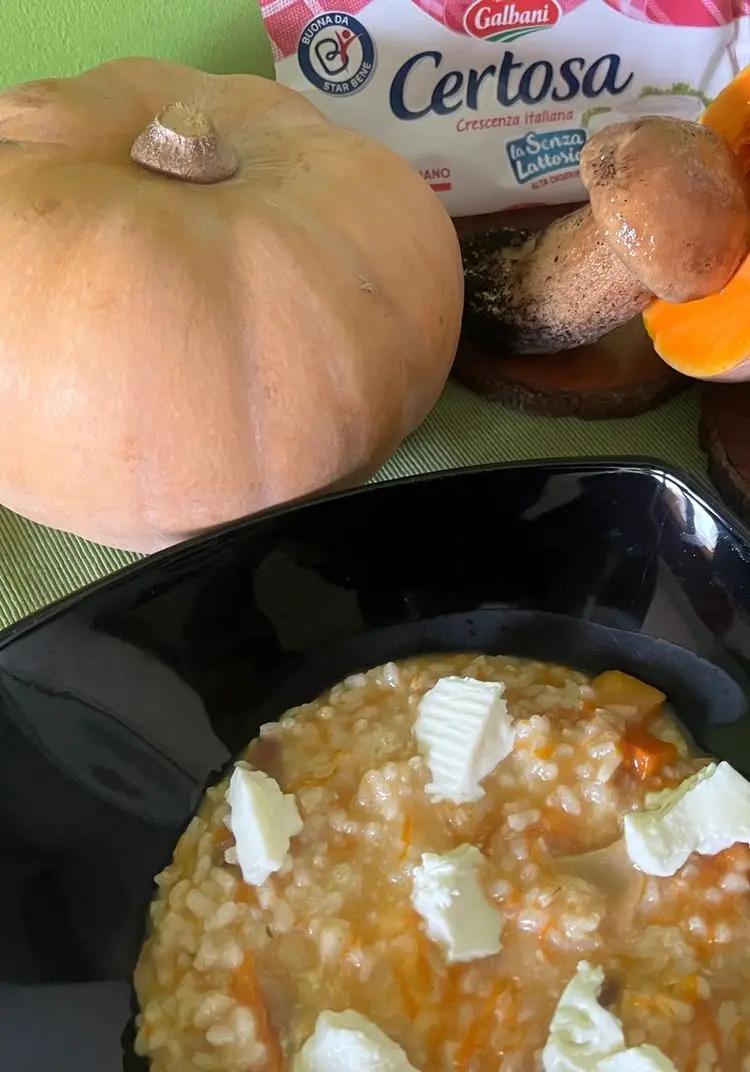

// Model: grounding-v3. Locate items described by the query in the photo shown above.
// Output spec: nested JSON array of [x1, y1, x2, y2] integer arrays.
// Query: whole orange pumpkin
[[0, 58, 462, 551]]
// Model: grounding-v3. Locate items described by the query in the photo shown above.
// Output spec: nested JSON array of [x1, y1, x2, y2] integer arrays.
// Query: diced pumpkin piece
[[454, 979, 508, 1069], [541, 806, 583, 853], [622, 725, 678, 781], [393, 920, 435, 1020], [693, 999, 724, 1054], [213, 824, 234, 851], [400, 815, 413, 859], [675, 974, 701, 1004], [644, 66, 750, 380], [591, 670, 666, 715], [231, 954, 283, 1071]]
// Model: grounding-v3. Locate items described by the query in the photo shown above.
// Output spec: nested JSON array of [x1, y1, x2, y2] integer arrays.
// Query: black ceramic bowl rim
[[1, 454, 743, 647]]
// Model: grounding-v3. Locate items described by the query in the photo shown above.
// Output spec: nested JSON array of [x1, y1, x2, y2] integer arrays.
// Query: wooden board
[[453, 319, 687, 419], [701, 383, 750, 523]]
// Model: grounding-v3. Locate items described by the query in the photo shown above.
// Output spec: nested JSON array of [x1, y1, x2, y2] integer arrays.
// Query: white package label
[[261, 0, 750, 216]]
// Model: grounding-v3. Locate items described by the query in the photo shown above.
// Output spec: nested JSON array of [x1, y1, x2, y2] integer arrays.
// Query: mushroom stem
[[462, 206, 651, 355], [463, 117, 750, 357], [130, 102, 238, 184]]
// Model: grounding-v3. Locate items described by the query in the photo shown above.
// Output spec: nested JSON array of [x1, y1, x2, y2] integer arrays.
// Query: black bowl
[[2, 458, 750, 1071]]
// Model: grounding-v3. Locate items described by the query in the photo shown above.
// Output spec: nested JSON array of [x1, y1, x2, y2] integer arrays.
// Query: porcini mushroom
[[462, 116, 750, 355]]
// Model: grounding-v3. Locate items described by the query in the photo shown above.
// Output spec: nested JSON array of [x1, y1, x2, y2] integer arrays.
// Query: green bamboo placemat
[[0, 382, 706, 630]]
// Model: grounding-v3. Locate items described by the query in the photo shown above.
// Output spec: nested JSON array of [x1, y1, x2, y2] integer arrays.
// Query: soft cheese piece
[[415, 676, 515, 802], [543, 961, 624, 1071], [600, 1046, 678, 1071], [543, 962, 677, 1072], [623, 760, 750, 877], [410, 844, 503, 963], [225, 762, 303, 886], [293, 1009, 419, 1072]]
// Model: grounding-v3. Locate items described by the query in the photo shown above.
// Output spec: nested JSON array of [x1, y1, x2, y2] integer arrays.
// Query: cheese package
[[260, 0, 750, 216]]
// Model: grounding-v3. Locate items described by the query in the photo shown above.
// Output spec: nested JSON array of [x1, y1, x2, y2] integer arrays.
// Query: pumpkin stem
[[130, 102, 238, 184]]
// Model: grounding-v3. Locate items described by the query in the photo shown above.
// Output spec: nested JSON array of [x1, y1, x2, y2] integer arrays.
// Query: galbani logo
[[464, 0, 562, 42]]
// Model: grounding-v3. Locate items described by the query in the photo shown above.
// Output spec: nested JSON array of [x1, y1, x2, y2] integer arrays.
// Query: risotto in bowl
[[134, 653, 750, 1072]]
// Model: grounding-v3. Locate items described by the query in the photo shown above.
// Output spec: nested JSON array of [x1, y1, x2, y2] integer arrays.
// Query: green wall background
[[0, 0, 274, 88]]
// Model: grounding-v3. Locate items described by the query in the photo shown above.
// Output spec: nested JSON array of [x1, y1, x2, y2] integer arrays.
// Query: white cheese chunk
[[623, 761, 750, 877], [543, 961, 624, 1071], [415, 676, 515, 802], [543, 962, 676, 1072], [293, 1009, 419, 1072], [600, 1045, 678, 1071], [225, 762, 303, 886], [410, 844, 503, 963]]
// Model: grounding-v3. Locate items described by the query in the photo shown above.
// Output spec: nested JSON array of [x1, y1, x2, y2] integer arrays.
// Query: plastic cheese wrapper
[[261, 0, 750, 216]]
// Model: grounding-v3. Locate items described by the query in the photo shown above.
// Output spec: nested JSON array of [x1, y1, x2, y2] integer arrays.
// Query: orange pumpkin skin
[[0, 58, 463, 551], [643, 68, 750, 381]]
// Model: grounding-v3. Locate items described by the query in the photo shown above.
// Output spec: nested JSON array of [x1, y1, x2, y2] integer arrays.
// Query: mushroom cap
[[580, 116, 749, 302]]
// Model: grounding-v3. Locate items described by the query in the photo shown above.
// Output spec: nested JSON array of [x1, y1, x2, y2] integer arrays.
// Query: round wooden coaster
[[453, 318, 687, 419], [452, 208, 686, 419], [700, 383, 750, 524]]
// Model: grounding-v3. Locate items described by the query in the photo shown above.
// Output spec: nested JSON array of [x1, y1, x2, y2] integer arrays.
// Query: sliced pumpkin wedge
[[643, 66, 750, 380]]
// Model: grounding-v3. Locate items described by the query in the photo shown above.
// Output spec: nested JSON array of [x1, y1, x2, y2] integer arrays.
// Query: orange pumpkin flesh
[[643, 68, 750, 380], [0, 59, 463, 551]]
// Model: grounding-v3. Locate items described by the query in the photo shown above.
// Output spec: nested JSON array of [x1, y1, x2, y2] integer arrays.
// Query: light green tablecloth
[[0, 382, 706, 630]]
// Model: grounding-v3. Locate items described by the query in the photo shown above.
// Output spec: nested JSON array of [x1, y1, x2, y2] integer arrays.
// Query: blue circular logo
[[297, 13, 376, 96]]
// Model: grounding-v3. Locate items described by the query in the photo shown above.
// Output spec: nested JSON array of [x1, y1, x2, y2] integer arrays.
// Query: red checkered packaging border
[[263, 0, 373, 59]]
